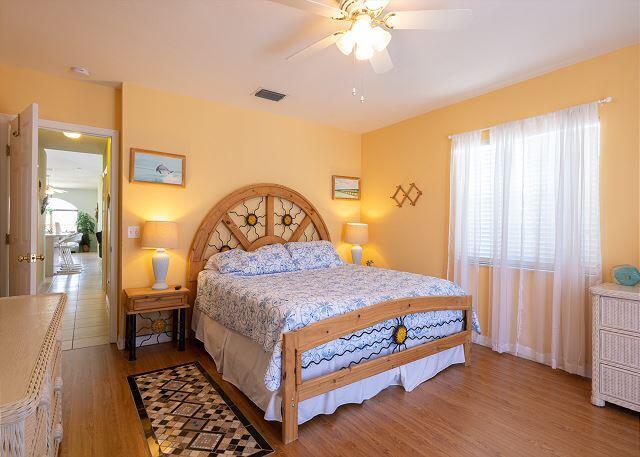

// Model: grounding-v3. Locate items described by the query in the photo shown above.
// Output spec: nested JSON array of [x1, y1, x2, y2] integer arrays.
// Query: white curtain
[[448, 102, 601, 376]]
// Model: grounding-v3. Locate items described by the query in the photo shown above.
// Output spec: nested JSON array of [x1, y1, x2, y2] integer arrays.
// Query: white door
[[0, 114, 13, 297], [9, 104, 39, 296]]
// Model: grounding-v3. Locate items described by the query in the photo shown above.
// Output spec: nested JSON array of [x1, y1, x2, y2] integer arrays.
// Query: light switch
[[128, 226, 140, 239]]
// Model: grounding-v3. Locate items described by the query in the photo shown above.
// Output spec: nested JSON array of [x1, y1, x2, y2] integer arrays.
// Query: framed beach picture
[[130, 148, 186, 187], [332, 175, 360, 200]]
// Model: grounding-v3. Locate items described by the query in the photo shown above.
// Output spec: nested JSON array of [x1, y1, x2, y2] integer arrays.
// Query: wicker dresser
[[591, 283, 640, 412], [0, 294, 66, 457]]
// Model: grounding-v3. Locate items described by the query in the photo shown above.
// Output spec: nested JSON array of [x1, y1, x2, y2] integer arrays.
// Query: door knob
[[17, 254, 44, 262]]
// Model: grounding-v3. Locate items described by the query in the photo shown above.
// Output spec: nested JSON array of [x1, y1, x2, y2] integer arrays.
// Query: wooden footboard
[[281, 295, 473, 443]]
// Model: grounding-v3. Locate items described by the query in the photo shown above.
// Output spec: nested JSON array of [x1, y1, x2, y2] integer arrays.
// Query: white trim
[[39, 119, 120, 345], [39, 119, 117, 139], [0, 113, 16, 297]]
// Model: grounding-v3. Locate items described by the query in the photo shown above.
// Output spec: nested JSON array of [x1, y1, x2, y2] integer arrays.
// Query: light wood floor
[[60, 342, 639, 457], [48, 253, 109, 350]]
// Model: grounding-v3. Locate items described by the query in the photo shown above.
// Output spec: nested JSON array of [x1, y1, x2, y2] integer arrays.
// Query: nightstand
[[124, 287, 190, 361]]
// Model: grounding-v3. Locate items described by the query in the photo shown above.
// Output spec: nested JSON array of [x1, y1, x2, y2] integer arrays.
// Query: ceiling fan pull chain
[[360, 59, 366, 103], [352, 52, 357, 97]]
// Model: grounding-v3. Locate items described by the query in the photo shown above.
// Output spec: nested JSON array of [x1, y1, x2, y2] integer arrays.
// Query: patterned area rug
[[128, 362, 273, 456]]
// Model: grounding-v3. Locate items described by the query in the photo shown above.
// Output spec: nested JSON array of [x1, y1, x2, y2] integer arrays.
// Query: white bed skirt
[[192, 308, 465, 425]]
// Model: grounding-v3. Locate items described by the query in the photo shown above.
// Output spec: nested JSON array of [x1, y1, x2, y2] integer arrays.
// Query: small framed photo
[[332, 175, 360, 200], [130, 148, 185, 187]]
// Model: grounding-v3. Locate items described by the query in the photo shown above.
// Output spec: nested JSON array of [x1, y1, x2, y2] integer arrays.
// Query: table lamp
[[345, 222, 368, 265], [142, 221, 178, 290]]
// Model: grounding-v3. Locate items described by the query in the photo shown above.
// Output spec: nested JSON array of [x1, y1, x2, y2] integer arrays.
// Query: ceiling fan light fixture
[[355, 42, 374, 61], [370, 26, 391, 51], [63, 131, 82, 139], [351, 14, 373, 40], [383, 12, 397, 29], [336, 31, 355, 55]]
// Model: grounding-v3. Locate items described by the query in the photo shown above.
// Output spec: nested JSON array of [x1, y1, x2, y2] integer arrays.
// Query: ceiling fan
[[270, 0, 473, 74], [45, 185, 68, 196]]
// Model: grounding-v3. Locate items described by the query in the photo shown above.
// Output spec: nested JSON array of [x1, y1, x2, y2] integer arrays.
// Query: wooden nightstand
[[124, 287, 190, 361]]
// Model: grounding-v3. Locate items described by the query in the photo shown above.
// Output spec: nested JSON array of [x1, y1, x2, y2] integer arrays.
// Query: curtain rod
[[447, 96, 613, 140]]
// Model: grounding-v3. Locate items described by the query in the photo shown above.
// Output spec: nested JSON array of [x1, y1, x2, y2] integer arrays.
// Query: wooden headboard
[[187, 183, 331, 299]]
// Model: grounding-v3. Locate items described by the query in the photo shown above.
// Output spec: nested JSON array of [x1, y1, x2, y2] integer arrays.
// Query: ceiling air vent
[[254, 88, 286, 102]]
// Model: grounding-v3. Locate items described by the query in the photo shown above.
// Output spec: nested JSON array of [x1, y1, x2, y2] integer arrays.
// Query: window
[[45, 197, 78, 233], [449, 102, 602, 376], [451, 110, 600, 271]]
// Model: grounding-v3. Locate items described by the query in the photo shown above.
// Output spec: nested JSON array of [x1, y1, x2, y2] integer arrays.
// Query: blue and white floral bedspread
[[195, 265, 480, 391]]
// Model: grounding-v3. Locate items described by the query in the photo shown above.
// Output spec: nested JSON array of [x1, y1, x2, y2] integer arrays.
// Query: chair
[[96, 231, 102, 258], [55, 233, 83, 275]]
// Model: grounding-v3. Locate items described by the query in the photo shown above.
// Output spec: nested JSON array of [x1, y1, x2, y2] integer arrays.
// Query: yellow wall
[[362, 45, 640, 339], [0, 64, 120, 130], [120, 83, 361, 332], [2, 45, 637, 351]]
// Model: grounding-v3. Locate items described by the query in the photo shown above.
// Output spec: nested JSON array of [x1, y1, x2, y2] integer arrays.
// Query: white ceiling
[[45, 149, 103, 190], [1, 0, 638, 132]]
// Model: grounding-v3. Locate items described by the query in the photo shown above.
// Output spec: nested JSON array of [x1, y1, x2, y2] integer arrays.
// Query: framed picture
[[332, 175, 360, 200], [130, 148, 185, 187]]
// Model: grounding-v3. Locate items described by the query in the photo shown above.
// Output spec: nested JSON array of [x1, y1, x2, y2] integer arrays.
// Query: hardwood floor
[[60, 342, 639, 457]]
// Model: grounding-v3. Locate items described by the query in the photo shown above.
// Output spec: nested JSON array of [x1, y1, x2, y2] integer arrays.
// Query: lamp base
[[351, 244, 363, 265], [151, 248, 170, 290]]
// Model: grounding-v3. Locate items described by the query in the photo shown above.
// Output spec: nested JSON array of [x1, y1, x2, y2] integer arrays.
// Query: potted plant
[[76, 211, 96, 252]]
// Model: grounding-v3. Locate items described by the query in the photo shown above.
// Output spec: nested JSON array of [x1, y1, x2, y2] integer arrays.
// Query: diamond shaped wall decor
[[390, 182, 422, 208]]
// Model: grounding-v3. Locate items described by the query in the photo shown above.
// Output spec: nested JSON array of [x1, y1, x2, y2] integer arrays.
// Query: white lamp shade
[[336, 31, 355, 55], [142, 221, 178, 249], [371, 26, 391, 52], [345, 223, 369, 245]]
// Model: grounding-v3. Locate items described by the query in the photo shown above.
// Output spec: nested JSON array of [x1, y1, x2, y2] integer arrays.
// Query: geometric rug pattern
[[128, 362, 273, 456]]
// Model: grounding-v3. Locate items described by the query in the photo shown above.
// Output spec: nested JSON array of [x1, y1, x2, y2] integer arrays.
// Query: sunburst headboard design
[[187, 184, 331, 298]]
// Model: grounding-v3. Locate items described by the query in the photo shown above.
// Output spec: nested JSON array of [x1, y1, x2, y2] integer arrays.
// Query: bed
[[188, 184, 477, 443]]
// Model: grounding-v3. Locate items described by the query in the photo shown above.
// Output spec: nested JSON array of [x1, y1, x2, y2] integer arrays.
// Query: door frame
[[39, 119, 120, 345], [0, 113, 16, 297]]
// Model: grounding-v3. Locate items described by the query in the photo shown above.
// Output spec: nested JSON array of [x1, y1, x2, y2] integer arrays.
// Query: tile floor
[[48, 252, 110, 350]]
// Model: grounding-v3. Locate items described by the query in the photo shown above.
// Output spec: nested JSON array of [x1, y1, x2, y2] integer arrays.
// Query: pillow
[[284, 240, 344, 270], [204, 248, 243, 271], [206, 244, 296, 276]]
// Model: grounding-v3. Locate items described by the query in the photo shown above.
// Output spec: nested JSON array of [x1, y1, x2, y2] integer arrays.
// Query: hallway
[[48, 252, 110, 350]]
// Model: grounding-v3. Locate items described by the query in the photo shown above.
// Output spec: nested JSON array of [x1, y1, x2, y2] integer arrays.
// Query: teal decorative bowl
[[611, 265, 640, 286]]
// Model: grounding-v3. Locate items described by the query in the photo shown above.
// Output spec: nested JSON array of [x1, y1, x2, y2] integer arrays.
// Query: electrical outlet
[[128, 226, 140, 239]]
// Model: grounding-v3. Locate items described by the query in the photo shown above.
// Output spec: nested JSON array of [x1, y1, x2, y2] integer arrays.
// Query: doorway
[[40, 128, 110, 349], [0, 106, 119, 347]]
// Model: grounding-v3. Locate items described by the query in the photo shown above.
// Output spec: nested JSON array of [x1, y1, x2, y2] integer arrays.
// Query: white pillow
[[284, 241, 344, 270], [204, 248, 242, 271], [205, 244, 296, 276]]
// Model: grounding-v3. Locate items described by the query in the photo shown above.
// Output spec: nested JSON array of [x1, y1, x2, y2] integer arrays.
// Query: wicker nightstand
[[124, 287, 190, 361]]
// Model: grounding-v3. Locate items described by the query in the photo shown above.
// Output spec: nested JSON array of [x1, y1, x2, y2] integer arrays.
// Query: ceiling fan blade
[[370, 49, 393, 74], [385, 9, 472, 30], [287, 31, 343, 61], [268, 0, 346, 19]]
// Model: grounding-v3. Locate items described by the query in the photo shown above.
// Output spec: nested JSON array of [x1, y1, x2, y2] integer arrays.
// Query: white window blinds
[[450, 104, 601, 270]]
